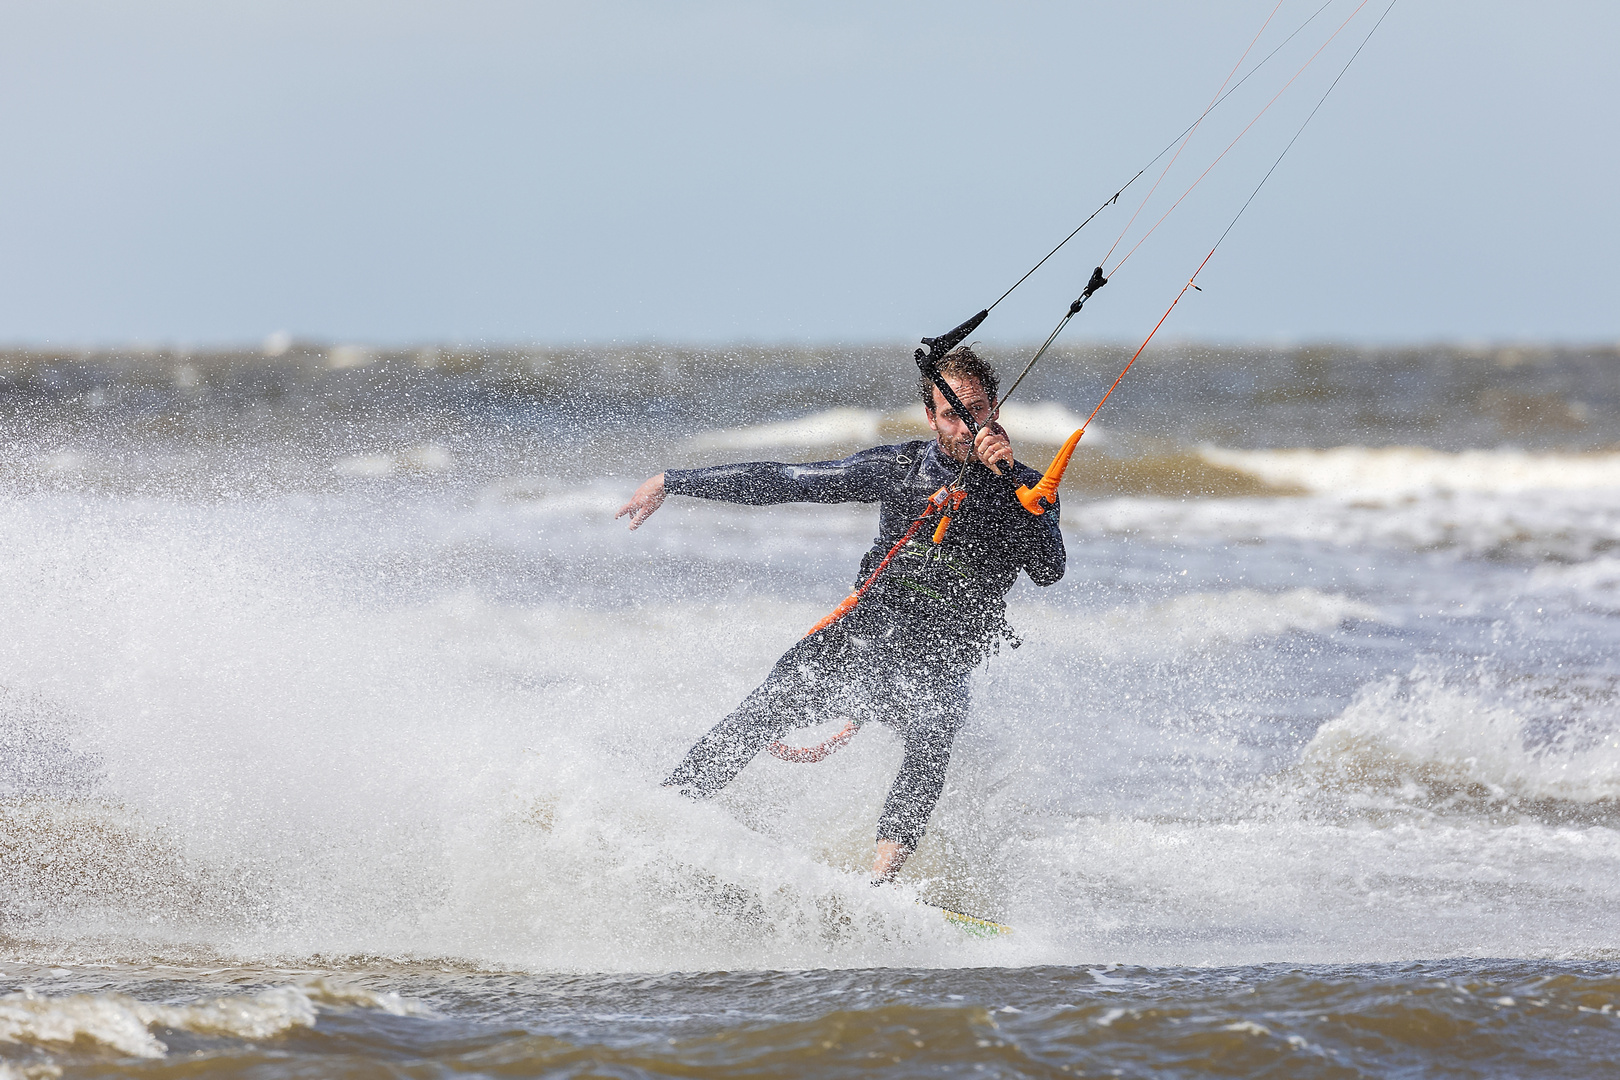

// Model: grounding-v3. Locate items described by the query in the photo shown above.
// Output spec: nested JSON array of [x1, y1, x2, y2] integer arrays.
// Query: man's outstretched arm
[[615, 473, 666, 530], [617, 449, 899, 530]]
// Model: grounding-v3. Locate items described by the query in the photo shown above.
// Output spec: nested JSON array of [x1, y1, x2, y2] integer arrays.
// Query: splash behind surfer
[[617, 348, 1066, 884]]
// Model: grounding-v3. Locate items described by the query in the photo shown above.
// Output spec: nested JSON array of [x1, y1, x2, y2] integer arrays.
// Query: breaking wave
[[1017, 587, 1381, 658], [1200, 446, 1620, 496], [688, 402, 1099, 454], [0, 981, 427, 1060], [1076, 481, 1620, 561], [1280, 671, 1620, 818], [0, 986, 315, 1059]]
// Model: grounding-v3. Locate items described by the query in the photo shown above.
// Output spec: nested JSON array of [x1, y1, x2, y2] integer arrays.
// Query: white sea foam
[[0, 465, 1617, 971], [1020, 672, 1620, 960], [687, 401, 1098, 452], [1295, 674, 1620, 806], [333, 453, 396, 476], [1199, 446, 1620, 496], [0, 986, 315, 1058], [1020, 809, 1620, 964], [300, 980, 434, 1017], [1109, 588, 1381, 650], [1530, 556, 1620, 611], [1015, 588, 1381, 658], [333, 444, 453, 477], [690, 407, 884, 451], [1074, 483, 1620, 563], [996, 402, 1096, 445]]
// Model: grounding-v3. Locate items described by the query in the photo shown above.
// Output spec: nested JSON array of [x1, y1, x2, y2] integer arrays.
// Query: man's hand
[[974, 421, 1013, 476], [615, 473, 667, 530]]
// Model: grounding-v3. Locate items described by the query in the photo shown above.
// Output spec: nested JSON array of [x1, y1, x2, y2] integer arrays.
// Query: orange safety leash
[[800, 484, 959, 638], [768, 720, 860, 763]]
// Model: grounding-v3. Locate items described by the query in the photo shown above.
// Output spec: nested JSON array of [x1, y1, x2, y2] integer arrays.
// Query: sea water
[[0, 340, 1616, 1076]]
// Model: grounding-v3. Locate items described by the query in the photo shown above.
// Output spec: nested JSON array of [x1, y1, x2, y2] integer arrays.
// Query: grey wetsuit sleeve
[[1020, 494, 1066, 585], [1006, 463, 1065, 586], [664, 446, 899, 505]]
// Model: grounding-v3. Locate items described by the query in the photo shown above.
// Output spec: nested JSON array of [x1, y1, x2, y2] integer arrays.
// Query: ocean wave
[[1200, 446, 1620, 496], [1018, 588, 1381, 658], [1074, 483, 1620, 562], [0, 980, 433, 1062], [1530, 556, 1620, 611], [688, 406, 888, 451], [687, 402, 1100, 454], [1287, 673, 1620, 815], [332, 444, 454, 478], [299, 979, 434, 1017], [0, 985, 315, 1058]]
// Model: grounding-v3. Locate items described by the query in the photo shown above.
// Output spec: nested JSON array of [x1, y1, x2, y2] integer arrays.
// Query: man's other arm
[[663, 447, 896, 505], [1009, 467, 1066, 586], [617, 447, 898, 529]]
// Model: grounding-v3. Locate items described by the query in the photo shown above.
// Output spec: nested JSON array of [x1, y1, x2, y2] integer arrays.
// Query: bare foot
[[871, 839, 912, 884]]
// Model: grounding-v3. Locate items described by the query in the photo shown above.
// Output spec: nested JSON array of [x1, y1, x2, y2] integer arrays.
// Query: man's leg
[[664, 632, 843, 797], [871, 675, 969, 881], [871, 839, 911, 884]]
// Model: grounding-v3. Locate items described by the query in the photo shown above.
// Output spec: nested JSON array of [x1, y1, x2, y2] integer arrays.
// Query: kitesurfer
[[615, 348, 1066, 884]]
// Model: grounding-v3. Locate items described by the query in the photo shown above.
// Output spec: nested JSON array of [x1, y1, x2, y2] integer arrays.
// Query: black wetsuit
[[662, 438, 1066, 850]]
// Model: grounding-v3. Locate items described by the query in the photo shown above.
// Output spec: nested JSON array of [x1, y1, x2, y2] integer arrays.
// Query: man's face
[[925, 375, 997, 462]]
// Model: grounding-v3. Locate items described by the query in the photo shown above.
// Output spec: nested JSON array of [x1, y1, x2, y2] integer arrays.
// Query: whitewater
[[0, 340, 1617, 1075]]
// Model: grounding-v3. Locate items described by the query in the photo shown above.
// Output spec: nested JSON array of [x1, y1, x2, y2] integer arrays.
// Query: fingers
[[617, 498, 650, 530], [974, 426, 1013, 474], [614, 498, 647, 527], [618, 474, 667, 530]]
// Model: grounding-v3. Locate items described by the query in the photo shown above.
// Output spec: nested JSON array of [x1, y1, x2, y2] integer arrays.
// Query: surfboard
[[932, 904, 1012, 938]]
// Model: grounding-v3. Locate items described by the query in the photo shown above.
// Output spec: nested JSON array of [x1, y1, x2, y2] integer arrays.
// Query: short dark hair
[[919, 344, 999, 414]]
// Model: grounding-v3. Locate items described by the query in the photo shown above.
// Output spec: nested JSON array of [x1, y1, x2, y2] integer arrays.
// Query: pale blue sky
[[0, 1, 1614, 346]]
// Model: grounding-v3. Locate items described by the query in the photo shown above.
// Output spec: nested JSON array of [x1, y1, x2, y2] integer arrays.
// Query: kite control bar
[[913, 306, 1075, 518], [913, 309, 1010, 474], [913, 309, 989, 431]]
